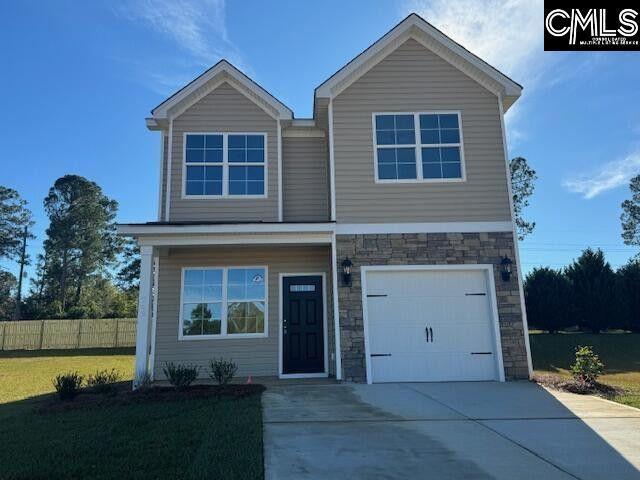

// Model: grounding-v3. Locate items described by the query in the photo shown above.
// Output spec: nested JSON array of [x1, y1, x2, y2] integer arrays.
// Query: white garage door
[[364, 268, 501, 383]]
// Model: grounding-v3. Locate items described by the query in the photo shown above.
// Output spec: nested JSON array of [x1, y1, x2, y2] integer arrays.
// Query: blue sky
[[1, 0, 639, 282]]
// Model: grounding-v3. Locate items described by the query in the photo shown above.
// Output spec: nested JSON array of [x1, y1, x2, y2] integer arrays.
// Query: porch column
[[134, 245, 154, 388], [331, 234, 342, 380]]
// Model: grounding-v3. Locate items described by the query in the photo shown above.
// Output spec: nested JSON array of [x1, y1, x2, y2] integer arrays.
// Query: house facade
[[118, 14, 532, 385]]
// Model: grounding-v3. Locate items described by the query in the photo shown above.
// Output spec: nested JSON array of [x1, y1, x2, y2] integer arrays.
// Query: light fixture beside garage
[[341, 257, 353, 286], [500, 255, 513, 282]]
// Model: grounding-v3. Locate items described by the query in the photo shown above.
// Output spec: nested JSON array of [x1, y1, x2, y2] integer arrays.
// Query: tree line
[[525, 249, 639, 333], [0, 175, 139, 320]]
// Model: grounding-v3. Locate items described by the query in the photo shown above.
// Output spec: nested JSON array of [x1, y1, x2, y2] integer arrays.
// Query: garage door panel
[[369, 322, 493, 355], [365, 268, 500, 383], [369, 324, 432, 354], [369, 297, 490, 326], [371, 352, 496, 382], [367, 270, 486, 297]]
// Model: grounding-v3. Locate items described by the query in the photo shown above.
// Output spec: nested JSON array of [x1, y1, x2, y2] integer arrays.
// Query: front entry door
[[283, 275, 324, 374]]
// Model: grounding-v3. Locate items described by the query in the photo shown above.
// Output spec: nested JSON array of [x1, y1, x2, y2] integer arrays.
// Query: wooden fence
[[0, 318, 136, 351]]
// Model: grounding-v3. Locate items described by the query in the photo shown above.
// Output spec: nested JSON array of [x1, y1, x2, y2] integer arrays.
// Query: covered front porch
[[116, 222, 342, 386]]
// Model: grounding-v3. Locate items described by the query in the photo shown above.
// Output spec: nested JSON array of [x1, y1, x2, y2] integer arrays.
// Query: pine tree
[[621, 174, 640, 249], [565, 249, 615, 333], [42, 175, 120, 316], [509, 157, 537, 240]]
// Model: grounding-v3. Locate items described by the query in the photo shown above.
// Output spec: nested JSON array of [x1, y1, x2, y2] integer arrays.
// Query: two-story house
[[118, 13, 532, 385]]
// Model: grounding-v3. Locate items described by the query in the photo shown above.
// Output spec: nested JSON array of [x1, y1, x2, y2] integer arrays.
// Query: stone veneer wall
[[336, 232, 530, 382]]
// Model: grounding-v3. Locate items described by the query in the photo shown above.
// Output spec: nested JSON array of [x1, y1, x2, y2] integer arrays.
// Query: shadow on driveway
[[263, 381, 640, 480]]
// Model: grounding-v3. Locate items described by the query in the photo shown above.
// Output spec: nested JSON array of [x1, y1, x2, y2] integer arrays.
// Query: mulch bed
[[532, 373, 624, 398], [37, 383, 266, 414]]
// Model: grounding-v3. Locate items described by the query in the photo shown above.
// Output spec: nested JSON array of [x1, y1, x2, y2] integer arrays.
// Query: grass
[[0, 348, 135, 404], [0, 349, 264, 479], [530, 333, 640, 409]]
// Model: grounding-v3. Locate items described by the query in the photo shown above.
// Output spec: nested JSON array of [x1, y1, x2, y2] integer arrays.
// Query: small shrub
[[570, 345, 604, 386], [52, 372, 84, 401], [209, 358, 238, 385], [87, 369, 121, 394], [163, 362, 199, 390]]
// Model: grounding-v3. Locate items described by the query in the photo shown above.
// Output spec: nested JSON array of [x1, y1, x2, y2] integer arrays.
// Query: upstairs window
[[419, 114, 463, 180], [373, 112, 465, 183], [184, 133, 266, 197], [375, 115, 417, 180], [185, 134, 223, 195], [228, 135, 265, 195]]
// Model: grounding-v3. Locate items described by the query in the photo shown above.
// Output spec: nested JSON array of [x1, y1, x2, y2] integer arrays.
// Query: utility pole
[[13, 225, 28, 320]]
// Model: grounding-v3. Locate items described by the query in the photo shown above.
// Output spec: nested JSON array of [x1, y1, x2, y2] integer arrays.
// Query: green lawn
[[0, 349, 264, 480], [530, 333, 640, 409], [0, 348, 135, 403]]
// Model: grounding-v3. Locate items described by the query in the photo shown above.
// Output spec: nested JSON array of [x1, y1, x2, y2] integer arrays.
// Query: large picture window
[[180, 267, 267, 339], [373, 112, 465, 183], [184, 133, 266, 197]]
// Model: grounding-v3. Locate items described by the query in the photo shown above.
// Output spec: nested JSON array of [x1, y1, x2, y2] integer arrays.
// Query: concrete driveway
[[263, 382, 640, 480]]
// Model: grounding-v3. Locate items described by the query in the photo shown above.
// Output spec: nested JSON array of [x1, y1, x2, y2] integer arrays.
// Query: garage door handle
[[430, 327, 433, 343], [471, 352, 492, 355], [425, 326, 433, 343], [367, 294, 387, 298], [371, 353, 392, 357]]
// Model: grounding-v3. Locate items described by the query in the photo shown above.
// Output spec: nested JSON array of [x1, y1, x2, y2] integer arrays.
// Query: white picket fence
[[0, 318, 136, 351]]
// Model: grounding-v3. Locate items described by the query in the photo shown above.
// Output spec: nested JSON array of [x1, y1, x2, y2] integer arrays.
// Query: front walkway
[[263, 382, 640, 479]]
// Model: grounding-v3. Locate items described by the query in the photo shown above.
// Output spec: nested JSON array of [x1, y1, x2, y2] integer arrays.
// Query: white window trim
[[181, 132, 268, 199], [178, 265, 269, 340], [371, 111, 466, 184]]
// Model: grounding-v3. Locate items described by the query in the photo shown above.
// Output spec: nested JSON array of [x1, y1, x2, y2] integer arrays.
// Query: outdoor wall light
[[500, 255, 513, 282], [341, 257, 353, 286]]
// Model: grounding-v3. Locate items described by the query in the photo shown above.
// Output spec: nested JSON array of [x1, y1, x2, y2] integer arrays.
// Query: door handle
[[425, 326, 434, 343]]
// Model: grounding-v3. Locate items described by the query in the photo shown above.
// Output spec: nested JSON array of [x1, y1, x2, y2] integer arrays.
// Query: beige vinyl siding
[[168, 82, 278, 222], [153, 245, 332, 379], [332, 38, 511, 223], [282, 136, 330, 221]]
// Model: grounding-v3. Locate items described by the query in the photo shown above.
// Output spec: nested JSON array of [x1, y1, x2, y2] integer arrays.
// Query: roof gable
[[150, 60, 293, 122], [315, 13, 521, 111]]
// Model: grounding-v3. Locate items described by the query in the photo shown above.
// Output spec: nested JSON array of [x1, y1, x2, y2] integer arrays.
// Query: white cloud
[[118, 0, 231, 63], [112, 0, 249, 94], [563, 152, 640, 199], [405, 0, 544, 83]]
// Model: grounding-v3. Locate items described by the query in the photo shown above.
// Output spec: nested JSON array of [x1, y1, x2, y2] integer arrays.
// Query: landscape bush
[[52, 372, 84, 401], [209, 358, 238, 385], [86, 369, 121, 394], [570, 346, 604, 386], [162, 362, 199, 390]]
